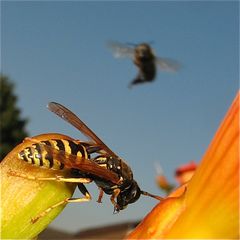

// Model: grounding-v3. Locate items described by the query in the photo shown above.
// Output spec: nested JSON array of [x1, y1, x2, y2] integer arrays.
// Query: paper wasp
[[108, 41, 181, 88], [10, 102, 163, 222]]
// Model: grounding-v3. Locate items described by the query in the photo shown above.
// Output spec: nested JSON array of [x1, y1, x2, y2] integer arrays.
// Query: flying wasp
[[10, 102, 163, 223], [108, 41, 181, 88]]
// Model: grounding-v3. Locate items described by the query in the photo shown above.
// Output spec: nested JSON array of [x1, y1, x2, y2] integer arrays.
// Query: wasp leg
[[110, 188, 121, 213], [8, 170, 92, 183], [77, 183, 92, 205], [32, 187, 92, 223], [97, 188, 104, 203]]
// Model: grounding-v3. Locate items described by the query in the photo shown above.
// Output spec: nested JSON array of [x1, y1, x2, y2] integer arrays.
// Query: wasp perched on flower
[[8, 102, 163, 224], [108, 41, 181, 88]]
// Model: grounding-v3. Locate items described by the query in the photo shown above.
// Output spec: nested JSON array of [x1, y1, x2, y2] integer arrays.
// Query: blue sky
[[1, 1, 239, 233]]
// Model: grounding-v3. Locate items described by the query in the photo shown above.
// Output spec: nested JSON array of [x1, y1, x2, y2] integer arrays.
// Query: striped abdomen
[[18, 139, 89, 170]]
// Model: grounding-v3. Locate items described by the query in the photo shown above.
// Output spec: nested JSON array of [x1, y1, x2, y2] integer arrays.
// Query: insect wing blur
[[108, 41, 181, 87]]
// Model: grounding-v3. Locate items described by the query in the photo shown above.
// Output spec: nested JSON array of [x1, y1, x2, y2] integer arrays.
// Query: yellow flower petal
[[127, 91, 239, 239]]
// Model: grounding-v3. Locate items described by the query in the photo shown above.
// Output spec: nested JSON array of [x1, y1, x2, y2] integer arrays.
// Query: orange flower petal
[[127, 185, 187, 239], [165, 91, 239, 238], [127, 91, 239, 239]]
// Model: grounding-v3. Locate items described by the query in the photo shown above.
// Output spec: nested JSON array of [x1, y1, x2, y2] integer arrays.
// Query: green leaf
[[1, 138, 76, 239]]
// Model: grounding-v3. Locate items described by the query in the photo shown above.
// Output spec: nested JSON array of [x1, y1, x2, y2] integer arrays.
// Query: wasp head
[[116, 180, 141, 212]]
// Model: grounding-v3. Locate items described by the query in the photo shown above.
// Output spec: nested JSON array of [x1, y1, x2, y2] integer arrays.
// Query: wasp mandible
[[108, 41, 181, 88], [10, 102, 163, 222]]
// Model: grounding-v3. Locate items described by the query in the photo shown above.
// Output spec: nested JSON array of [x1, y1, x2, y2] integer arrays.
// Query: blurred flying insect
[[108, 41, 181, 88], [10, 102, 163, 223]]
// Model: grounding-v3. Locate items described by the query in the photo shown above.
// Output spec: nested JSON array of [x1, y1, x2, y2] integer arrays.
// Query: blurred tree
[[0, 75, 28, 160]]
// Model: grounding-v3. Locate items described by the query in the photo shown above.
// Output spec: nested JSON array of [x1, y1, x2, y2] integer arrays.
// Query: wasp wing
[[23, 138, 119, 184], [47, 102, 119, 159], [155, 57, 181, 72], [107, 41, 135, 59]]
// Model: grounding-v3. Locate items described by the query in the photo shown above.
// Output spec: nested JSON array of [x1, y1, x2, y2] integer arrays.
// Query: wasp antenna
[[141, 191, 164, 201]]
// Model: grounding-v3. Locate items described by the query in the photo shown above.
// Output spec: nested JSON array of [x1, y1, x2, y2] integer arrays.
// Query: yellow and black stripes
[[18, 139, 89, 170], [93, 156, 108, 169]]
